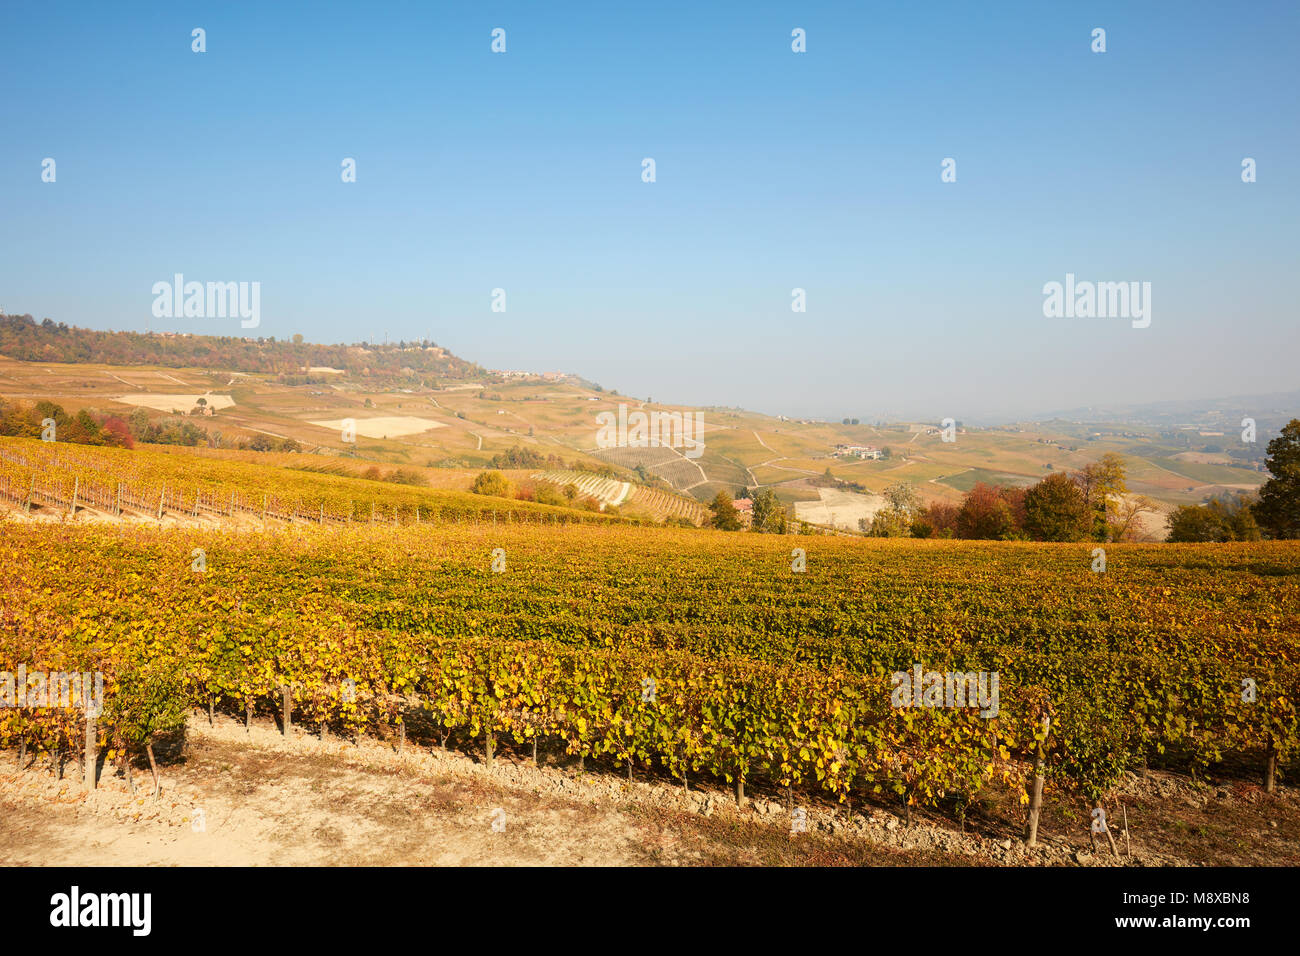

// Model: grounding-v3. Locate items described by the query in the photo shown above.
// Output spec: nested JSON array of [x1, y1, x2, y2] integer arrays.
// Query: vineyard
[[531, 469, 708, 524], [2, 519, 1296, 833], [0, 436, 623, 527], [626, 485, 709, 525], [531, 470, 631, 507], [591, 445, 708, 492]]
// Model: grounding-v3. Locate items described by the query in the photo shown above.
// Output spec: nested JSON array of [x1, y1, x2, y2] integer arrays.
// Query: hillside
[[0, 320, 1279, 535], [0, 436, 628, 528], [0, 314, 482, 382]]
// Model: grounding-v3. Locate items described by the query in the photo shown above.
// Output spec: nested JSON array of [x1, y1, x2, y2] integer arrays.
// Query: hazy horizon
[[3, 1, 1297, 422]]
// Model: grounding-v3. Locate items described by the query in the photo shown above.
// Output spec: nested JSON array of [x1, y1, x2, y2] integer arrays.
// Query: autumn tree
[[100, 416, 134, 449], [749, 489, 787, 533], [708, 491, 742, 531], [470, 470, 512, 498], [956, 482, 1022, 539], [866, 482, 921, 537], [1253, 420, 1300, 539], [913, 501, 960, 538], [1074, 453, 1128, 540], [1110, 494, 1161, 542], [1022, 473, 1090, 541], [1167, 495, 1261, 542]]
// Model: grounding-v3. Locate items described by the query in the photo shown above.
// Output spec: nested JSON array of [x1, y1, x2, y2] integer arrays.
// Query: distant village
[[832, 443, 883, 460], [491, 370, 576, 383]]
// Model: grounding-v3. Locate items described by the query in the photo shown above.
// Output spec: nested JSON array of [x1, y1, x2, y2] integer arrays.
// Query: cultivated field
[[2, 517, 1295, 864], [113, 392, 236, 412], [0, 352, 1271, 528], [794, 487, 887, 531], [309, 416, 447, 438]]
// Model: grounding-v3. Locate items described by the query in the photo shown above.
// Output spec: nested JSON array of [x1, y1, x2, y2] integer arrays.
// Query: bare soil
[[2, 713, 1294, 867]]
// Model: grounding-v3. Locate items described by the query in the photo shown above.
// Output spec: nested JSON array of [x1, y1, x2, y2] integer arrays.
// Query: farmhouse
[[834, 444, 881, 460], [732, 496, 754, 526]]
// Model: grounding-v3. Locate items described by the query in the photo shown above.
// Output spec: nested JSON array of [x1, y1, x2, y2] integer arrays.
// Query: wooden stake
[[146, 740, 160, 798], [1024, 714, 1051, 847], [1100, 803, 1120, 857], [84, 708, 96, 790]]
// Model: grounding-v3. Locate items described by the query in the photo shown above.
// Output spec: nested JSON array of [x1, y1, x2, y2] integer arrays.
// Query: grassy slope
[[0, 354, 1272, 518], [0, 436, 627, 525]]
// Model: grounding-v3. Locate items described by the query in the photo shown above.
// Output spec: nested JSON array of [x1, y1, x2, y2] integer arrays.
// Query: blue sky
[[2, 1, 1296, 420]]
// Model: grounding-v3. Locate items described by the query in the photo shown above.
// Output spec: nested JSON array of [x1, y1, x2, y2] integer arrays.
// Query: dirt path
[[0, 715, 994, 867], [3, 714, 1293, 867], [929, 467, 971, 483]]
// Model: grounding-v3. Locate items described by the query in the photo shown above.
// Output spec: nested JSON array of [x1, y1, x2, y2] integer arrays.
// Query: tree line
[[1165, 419, 1300, 541], [863, 452, 1151, 542], [702, 419, 1300, 541], [0, 314, 478, 382], [856, 423, 1300, 542], [0, 399, 301, 453]]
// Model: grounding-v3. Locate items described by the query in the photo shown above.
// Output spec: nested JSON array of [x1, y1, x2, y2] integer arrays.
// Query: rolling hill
[[0, 319, 1283, 535]]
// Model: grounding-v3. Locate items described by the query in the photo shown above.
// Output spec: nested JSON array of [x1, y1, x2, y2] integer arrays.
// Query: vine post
[[83, 703, 97, 791], [1024, 713, 1052, 848]]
